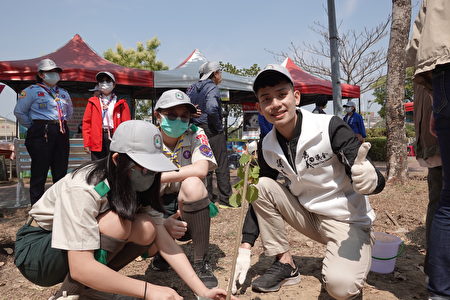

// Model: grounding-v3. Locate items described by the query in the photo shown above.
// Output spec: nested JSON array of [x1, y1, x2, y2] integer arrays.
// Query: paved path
[[374, 156, 427, 176]]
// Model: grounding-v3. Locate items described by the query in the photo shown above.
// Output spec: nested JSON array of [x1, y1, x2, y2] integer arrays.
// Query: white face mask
[[43, 72, 60, 85], [345, 107, 353, 113], [99, 81, 114, 95]]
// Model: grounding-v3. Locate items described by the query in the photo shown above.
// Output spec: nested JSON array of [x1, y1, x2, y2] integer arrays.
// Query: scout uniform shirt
[[14, 84, 73, 128], [28, 166, 163, 250], [160, 125, 217, 194]]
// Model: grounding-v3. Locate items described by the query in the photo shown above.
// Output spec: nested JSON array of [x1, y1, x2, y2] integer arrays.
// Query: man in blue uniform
[[186, 61, 232, 207], [343, 100, 366, 143], [14, 58, 73, 205]]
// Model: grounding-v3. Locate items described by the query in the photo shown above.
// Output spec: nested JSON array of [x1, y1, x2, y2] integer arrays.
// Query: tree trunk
[[385, 0, 411, 183]]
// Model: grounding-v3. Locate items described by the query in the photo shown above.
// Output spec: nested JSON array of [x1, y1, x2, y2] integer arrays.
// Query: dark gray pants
[[25, 122, 69, 205], [206, 132, 231, 205]]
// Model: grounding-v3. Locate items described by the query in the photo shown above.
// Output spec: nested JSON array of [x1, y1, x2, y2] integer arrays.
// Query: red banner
[[242, 102, 257, 111]]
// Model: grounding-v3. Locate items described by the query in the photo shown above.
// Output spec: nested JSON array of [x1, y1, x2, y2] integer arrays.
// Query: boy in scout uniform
[[151, 89, 219, 288], [14, 58, 73, 205]]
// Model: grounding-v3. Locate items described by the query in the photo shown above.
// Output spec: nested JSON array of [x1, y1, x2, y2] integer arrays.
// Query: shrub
[[366, 137, 387, 162], [366, 125, 414, 138], [366, 127, 386, 138], [405, 123, 415, 138]]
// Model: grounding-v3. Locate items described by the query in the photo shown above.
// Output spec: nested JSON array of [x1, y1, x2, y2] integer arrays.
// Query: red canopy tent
[[282, 57, 360, 99], [223, 58, 362, 106], [0, 34, 154, 95]]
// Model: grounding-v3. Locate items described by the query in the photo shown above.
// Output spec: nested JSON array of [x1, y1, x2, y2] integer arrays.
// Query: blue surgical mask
[[44, 72, 60, 85], [160, 115, 189, 138]]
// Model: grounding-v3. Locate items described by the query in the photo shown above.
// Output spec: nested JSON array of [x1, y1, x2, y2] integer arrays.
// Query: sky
[[0, 0, 421, 120]]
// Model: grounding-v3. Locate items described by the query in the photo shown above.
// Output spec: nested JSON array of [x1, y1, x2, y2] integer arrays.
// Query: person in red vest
[[82, 71, 131, 160]]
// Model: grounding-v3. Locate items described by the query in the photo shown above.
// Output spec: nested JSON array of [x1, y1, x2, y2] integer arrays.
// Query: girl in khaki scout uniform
[[150, 89, 219, 289], [14, 120, 234, 300]]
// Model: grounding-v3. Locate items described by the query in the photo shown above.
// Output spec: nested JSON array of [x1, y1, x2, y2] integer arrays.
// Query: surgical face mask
[[160, 115, 189, 138], [43, 72, 60, 85], [129, 165, 156, 192], [345, 107, 353, 113], [99, 81, 114, 95]]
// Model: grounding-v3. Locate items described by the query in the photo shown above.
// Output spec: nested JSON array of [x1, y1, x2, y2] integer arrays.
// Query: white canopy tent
[[154, 49, 254, 92]]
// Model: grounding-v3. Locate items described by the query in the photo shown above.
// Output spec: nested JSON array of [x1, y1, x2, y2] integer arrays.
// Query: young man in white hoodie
[[232, 64, 385, 300]]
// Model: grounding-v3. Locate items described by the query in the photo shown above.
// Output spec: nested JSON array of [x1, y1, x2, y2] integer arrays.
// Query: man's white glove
[[351, 142, 378, 195], [231, 248, 251, 294], [247, 141, 258, 154]]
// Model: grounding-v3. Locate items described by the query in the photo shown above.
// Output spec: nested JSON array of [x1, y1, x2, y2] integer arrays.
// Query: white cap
[[96, 71, 116, 83], [110, 120, 178, 172], [37, 58, 62, 72], [253, 64, 293, 93], [199, 61, 221, 81], [155, 89, 197, 113], [343, 100, 356, 108]]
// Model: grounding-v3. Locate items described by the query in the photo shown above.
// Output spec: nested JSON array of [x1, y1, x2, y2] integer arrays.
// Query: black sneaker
[[252, 260, 301, 292], [150, 253, 170, 271], [217, 200, 240, 209], [193, 260, 218, 289], [428, 293, 450, 300]]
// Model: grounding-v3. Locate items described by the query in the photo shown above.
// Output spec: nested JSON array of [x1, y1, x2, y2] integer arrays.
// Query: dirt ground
[[0, 158, 431, 300]]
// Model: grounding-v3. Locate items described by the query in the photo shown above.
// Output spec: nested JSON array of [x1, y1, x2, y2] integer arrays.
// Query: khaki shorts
[[253, 177, 374, 299]]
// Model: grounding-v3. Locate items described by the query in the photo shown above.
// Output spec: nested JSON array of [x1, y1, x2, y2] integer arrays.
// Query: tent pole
[[224, 103, 229, 141], [15, 93, 19, 138], [152, 88, 156, 125]]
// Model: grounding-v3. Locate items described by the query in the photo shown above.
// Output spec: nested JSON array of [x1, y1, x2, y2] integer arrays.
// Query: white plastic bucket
[[370, 232, 403, 274]]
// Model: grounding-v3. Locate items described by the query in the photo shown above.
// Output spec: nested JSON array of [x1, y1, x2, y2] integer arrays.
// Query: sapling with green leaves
[[226, 142, 259, 299]]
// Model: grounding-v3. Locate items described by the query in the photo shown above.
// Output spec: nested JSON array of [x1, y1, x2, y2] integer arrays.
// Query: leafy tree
[[219, 62, 261, 137], [104, 37, 168, 120], [104, 37, 168, 71], [134, 100, 153, 121], [371, 67, 414, 118], [220, 62, 260, 77]]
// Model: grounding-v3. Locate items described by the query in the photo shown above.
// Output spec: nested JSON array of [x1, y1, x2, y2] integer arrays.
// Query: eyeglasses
[[129, 162, 154, 176], [161, 112, 190, 123]]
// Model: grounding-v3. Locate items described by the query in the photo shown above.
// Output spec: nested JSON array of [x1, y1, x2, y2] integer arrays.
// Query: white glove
[[232, 248, 251, 294], [247, 141, 258, 154], [351, 142, 378, 194]]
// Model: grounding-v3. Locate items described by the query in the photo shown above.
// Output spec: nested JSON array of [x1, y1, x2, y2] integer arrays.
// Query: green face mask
[[160, 115, 189, 138]]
